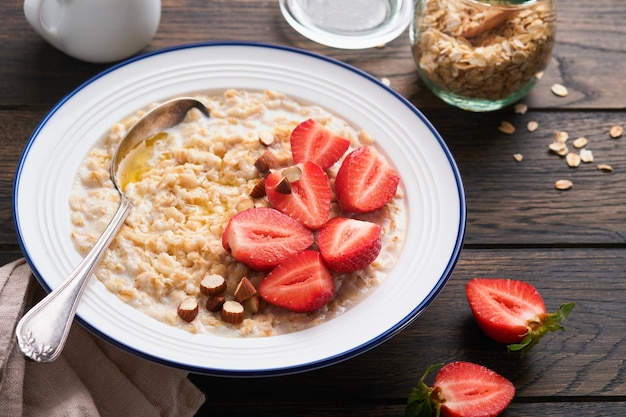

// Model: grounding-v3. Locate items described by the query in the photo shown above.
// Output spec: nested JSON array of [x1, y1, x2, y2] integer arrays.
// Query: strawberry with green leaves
[[406, 362, 515, 417], [465, 278, 575, 356]]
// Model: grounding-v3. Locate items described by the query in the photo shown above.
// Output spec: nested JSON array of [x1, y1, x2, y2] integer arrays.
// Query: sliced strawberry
[[406, 362, 515, 417], [221, 207, 314, 271], [317, 217, 382, 273], [258, 250, 334, 313], [334, 145, 400, 213], [265, 161, 332, 229], [466, 278, 575, 355], [290, 119, 350, 170]]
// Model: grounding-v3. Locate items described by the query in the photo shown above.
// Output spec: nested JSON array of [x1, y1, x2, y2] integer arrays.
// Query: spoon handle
[[15, 195, 132, 362]]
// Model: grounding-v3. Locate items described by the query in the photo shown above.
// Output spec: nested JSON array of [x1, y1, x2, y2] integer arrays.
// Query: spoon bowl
[[15, 97, 209, 362]]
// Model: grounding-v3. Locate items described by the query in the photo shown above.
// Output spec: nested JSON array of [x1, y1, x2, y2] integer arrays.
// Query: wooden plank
[[0, 1, 625, 110], [3, 110, 624, 246], [187, 248, 626, 399], [424, 109, 626, 245], [188, 400, 626, 417]]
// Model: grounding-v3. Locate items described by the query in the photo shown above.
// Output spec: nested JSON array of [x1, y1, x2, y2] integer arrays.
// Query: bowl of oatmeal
[[13, 42, 466, 376]]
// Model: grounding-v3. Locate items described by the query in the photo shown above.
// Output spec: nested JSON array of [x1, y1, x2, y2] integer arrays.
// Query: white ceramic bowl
[[14, 42, 465, 376]]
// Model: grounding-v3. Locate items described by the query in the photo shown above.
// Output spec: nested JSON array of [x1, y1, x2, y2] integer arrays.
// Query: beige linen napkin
[[0, 258, 205, 417]]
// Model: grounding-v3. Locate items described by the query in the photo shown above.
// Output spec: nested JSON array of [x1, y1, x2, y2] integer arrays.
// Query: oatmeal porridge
[[69, 89, 406, 337]]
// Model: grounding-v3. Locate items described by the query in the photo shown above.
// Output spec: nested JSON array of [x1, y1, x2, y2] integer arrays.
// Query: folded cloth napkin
[[0, 259, 205, 417]]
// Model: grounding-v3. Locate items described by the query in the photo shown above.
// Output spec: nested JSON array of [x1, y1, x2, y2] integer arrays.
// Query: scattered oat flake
[[572, 137, 588, 148], [381, 77, 391, 87], [597, 164, 614, 172], [498, 121, 515, 135], [527, 121, 538, 132], [566, 152, 581, 168], [555, 130, 569, 143], [513, 153, 523, 162], [555, 179, 573, 190], [580, 149, 594, 162], [551, 83, 569, 97], [514, 103, 528, 114], [609, 125, 623, 138], [548, 142, 567, 155]]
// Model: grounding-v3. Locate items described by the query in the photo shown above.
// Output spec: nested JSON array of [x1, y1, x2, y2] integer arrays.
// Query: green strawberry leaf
[[405, 364, 443, 417], [508, 302, 575, 356]]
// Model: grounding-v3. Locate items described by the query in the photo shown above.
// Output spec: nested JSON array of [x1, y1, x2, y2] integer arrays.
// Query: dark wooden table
[[2, 1, 625, 415]]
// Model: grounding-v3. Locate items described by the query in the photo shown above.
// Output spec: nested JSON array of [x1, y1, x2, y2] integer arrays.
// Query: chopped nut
[[282, 165, 302, 183], [221, 300, 245, 324], [274, 165, 302, 194], [514, 103, 528, 114], [551, 83, 568, 97], [177, 297, 199, 322], [258, 130, 275, 146], [513, 153, 523, 162], [234, 277, 257, 303], [254, 151, 279, 174], [380, 77, 391, 87], [597, 164, 614, 172], [527, 121, 539, 132], [498, 121, 516, 135], [555, 179, 573, 190], [580, 149, 594, 162], [572, 137, 588, 148], [566, 152, 581, 168], [200, 274, 227, 296], [205, 296, 226, 312], [249, 178, 267, 198], [609, 125, 623, 138], [243, 295, 262, 315], [274, 176, 292, 194]]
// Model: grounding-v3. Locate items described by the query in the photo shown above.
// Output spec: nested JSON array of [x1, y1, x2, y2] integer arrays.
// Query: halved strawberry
[[290, 119, 350, 170], [406, 362, 515, 417], [265, 161, 332, 229], [466, 278, 575, 356], [334, 145, 400, 213], [317, 217, 382, 273], [258, 250, 334, 313], [221, 207, 314, 271]]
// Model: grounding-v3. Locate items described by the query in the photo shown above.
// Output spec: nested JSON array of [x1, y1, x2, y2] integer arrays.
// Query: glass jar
[[410, 0, 556, 111]]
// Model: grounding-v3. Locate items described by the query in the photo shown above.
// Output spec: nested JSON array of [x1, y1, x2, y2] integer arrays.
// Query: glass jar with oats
[[410, 0, 555, 111]]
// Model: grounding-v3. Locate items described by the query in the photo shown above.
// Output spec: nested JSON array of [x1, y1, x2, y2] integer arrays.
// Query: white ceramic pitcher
[[24, 0, 161, 63]]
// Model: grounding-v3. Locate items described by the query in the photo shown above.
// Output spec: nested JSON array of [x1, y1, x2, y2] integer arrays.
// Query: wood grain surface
[[1, 0, 625, 415]]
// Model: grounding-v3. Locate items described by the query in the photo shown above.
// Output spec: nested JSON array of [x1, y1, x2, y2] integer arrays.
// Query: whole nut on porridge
[[411, 0, 556, 103], [68, 90, 406, 338]]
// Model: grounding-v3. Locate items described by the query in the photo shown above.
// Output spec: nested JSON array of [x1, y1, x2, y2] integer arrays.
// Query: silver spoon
[[15, 97, 209, 362]]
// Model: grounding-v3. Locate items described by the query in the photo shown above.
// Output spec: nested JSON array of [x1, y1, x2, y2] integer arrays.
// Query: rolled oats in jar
[[410, 0, 556, 111]]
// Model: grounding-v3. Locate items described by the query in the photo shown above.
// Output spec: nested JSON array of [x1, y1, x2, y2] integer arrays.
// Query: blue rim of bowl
[[12, 41, 466, 377]]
